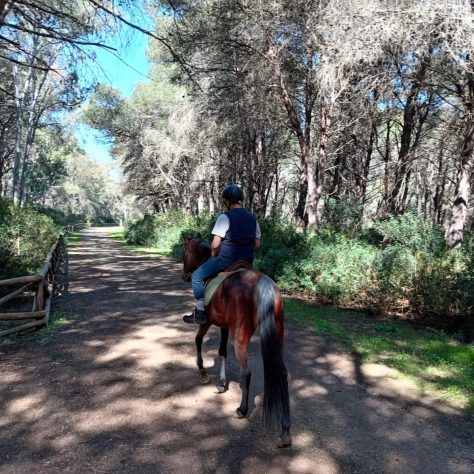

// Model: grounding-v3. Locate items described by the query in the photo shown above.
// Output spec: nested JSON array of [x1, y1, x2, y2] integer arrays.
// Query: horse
[[181, 234, 292, 448]]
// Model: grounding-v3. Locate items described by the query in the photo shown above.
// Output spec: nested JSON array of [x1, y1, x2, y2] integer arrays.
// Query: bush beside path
[[0, 227, 472, 474]]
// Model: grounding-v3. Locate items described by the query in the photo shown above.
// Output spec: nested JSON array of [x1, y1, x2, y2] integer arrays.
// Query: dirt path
[[0, 227, 472, 474]]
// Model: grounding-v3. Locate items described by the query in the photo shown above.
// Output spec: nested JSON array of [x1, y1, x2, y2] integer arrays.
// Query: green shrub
[[320, 198, 364, 238], [34, 206, 85, 227], [255, 217, 308, 281], [151, 209, 215, 252], [124, 214, 156, 245], [275, 233, 377, 305], [372, 212, 445, 257], [124, 209, 216, 258], [0, 199, 59, 278]]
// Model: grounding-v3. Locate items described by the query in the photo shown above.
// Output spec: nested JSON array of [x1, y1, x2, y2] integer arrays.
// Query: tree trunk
[[11, 34, 42, 206], [267, 41, 317, 229], [389, 52, 430, 214], [361, 122, 376, 206], [0, 120, 14, 192], [446, 67, 474, 248], [313, 98, 332, 227], [330, 150, 343, 198], [446, 117, 474, 248], [12, 63, 26, 205], [252, 133, 266, 216], [433, 148, 446, 225], [19, 86, 47, 206], [378, 119, 392, 217]]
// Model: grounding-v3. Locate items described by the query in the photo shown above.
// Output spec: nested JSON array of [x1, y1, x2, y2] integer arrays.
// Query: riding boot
[[183, 308, 208, 325]]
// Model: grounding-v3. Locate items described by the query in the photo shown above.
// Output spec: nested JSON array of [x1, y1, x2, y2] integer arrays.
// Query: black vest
[[219, 208, 257, 262]]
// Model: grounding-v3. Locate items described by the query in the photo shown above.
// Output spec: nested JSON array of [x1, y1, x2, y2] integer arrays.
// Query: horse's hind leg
[[234, 339, 251, 418], [216, 328, 229, 393], [195, 324, 211, 384]]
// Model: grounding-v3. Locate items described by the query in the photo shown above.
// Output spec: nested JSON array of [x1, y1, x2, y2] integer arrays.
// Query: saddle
[[204, 260, 252, 306]]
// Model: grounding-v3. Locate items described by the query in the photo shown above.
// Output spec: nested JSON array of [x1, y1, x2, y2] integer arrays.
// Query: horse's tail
[[255, 275, 290, 430]]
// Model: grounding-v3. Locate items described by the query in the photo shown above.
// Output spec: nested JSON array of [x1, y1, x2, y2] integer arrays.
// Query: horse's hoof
[[236, 407, 247, 418], [277, 434, 292, 448], [216, 381, 226, 393], [199, 370, 209, 384]]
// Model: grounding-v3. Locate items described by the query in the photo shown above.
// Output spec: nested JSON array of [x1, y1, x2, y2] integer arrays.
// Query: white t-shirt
[[212, 213, 261, 239]]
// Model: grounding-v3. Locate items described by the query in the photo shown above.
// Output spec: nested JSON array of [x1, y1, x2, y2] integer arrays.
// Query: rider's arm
[[254, 221, 261, 250], [211, 235, 223, 257], [210, 214, 228, 257]]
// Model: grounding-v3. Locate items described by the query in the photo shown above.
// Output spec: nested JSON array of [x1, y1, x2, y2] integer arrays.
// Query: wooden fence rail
[[0, 233, 65, 338]]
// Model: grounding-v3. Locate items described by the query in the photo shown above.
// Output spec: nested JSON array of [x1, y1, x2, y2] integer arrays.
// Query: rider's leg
[[183, 256, 230, 324]]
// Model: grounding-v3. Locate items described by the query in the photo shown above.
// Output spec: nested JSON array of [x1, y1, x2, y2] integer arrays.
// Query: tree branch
[[86, 0, 201, 90], [0, 52, 52, 71], [3, 21, 117, 50]]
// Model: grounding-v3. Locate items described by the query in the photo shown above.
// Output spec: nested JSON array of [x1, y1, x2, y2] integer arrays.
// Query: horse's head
[[181, 233, 211, 282]]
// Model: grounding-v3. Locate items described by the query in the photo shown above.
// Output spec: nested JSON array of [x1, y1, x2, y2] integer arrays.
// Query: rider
[[183, 184, 261, 324]]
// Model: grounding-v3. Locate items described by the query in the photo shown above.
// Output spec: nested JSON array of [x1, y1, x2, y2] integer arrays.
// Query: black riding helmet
[[222, 184, 244, 204]]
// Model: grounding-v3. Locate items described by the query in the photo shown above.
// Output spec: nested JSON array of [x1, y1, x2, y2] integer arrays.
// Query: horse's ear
[[195, 232, 202, 239], [182, 232, 190, 243]]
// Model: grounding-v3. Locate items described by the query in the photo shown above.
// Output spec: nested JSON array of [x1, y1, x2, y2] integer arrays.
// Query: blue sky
[[76, 32, 151, 174]]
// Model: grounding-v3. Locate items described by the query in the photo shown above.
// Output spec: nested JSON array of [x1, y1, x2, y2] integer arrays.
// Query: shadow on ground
[[0, 228, 472, 474]]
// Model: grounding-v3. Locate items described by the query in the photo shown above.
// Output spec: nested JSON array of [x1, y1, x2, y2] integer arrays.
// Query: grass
[[0, 313, 71, 346], [284, 298, 474, 413], [28, 313, 71, 345], [66, 231, 82, 246], [108, 229, 171, 256]]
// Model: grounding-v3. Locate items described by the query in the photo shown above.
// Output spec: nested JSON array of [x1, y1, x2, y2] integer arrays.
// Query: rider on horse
[[183, 184, 261, 324]]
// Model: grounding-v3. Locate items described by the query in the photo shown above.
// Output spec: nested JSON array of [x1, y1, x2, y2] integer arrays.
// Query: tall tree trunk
[[314, 96, 332, 226], [433, 148, 446, 225], [330, 150, 343, 198], [351, 123, 374, 205], [253, 133, 266, 216], [267, 41, 317, 229], [11, 34, 41, 206], [0, 114, 14, 191], [446, 112, 474, 247], [361, 122, 376, 207], [389, 52, 430, 214], [378, 119, 392, 217], [207, 180, 216, 214], [19, 78, 47, 206]]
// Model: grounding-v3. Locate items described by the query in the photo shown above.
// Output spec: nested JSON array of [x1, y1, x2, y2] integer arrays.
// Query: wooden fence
[[0, 222, 91, 338]]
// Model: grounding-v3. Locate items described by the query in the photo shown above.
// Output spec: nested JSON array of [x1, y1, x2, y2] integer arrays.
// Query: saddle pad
[[204, 268, 245, 306]]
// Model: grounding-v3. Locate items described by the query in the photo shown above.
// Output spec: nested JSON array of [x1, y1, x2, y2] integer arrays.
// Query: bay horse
[[181, 234, 292, 448]]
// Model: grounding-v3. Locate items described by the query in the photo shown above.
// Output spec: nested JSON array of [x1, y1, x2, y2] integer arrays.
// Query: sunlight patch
[[293, 378, 328, 397], [289, 457, 338, 474], [7, 393, 45, 416], [293, 431, 316, 448], [94, 330, 195, 369]]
